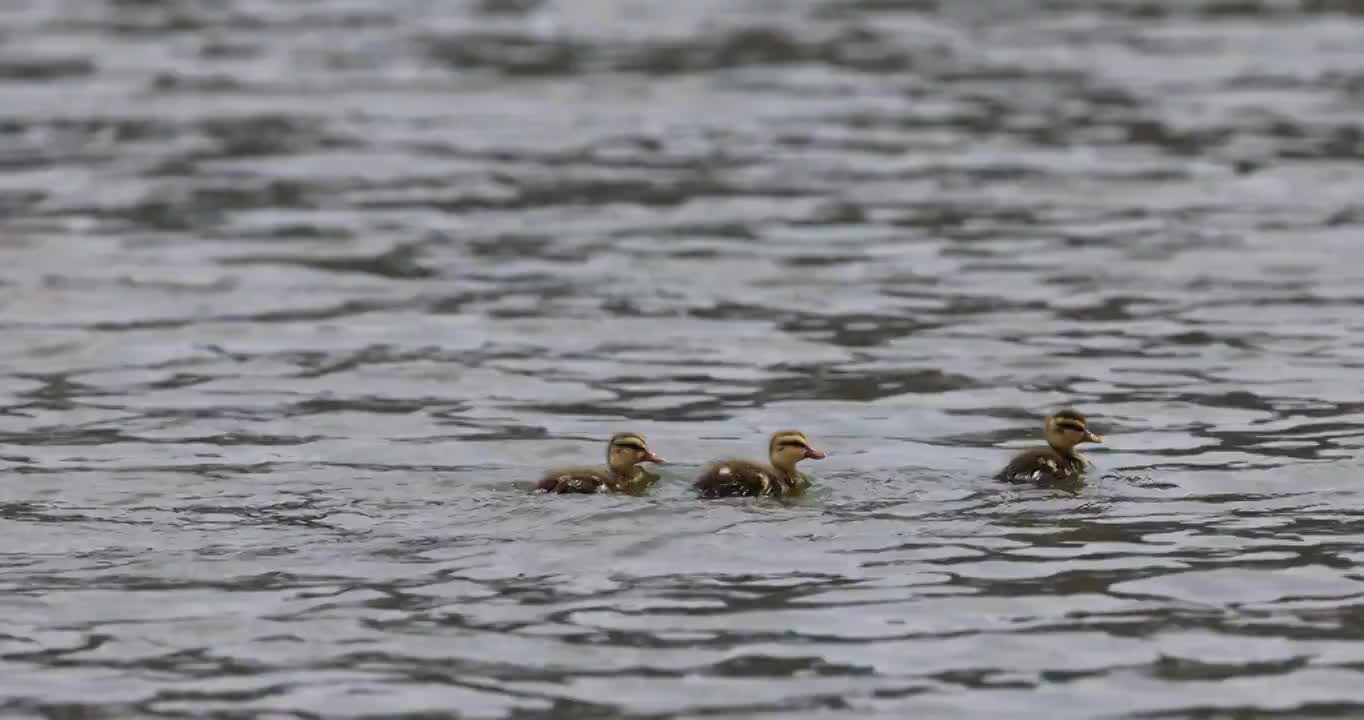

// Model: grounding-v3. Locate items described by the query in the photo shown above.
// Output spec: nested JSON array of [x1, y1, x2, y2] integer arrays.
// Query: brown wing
[[995, 448, 1080, 485], [536, 466, 614, 494], [695, 459, 779, 498]]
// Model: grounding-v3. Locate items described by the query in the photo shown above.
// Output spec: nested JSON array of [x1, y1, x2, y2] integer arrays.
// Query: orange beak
[[804, 446, 827, 460], [642, 449, 666, 464], [1084, 431, 1104, 444]]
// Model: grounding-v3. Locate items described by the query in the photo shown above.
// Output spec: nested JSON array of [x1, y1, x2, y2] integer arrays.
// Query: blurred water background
[[2, 0, 1364, 717]]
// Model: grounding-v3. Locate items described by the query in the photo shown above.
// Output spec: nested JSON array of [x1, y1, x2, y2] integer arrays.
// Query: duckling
[[695, 430, 826, 498], [996, 409, 1104, 485], [535, 432, 666, 495]]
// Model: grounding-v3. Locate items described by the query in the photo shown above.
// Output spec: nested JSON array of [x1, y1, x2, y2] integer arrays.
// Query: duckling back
[[695, 459, 789, 498], [536, 466, 614, 494], [996, 448, 1085, 485], [536, 466, 660, 495]]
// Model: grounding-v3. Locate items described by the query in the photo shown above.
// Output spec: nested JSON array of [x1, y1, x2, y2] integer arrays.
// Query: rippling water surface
[[3, 0, 1364, 717]]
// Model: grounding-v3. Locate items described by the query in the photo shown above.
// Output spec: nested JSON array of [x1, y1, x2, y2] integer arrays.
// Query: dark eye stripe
[[1055, 421, 1088, 432], [613, 441, 646, 450], [777, 440, 808, 449]]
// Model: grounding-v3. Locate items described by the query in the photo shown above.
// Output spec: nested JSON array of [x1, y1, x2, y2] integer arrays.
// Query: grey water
[[2, 0, 1364, 717]]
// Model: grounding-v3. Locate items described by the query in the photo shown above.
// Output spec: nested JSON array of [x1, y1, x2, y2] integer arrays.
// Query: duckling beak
[[642, 449, 666, 464], [804, 446, 827, 460], [1084, 431, 1104, 444]]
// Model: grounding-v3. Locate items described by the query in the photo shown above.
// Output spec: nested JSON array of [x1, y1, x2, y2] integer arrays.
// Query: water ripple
[[2, 0, 1364, 717]]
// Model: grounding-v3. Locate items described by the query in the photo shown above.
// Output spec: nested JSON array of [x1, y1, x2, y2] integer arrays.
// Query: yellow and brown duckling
[[996, 409, 1103, 485], [535, 432, 666, 495], [695, 430, 826, 498]]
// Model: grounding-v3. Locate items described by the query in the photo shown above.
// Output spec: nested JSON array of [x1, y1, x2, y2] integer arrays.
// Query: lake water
[[2, 0, 1364, 717]]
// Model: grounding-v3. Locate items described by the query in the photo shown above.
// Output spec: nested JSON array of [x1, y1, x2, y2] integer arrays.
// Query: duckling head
[[606, 432, 665, 474], [768, 430, 826, 474], [1044, 409, 1103, 451]]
